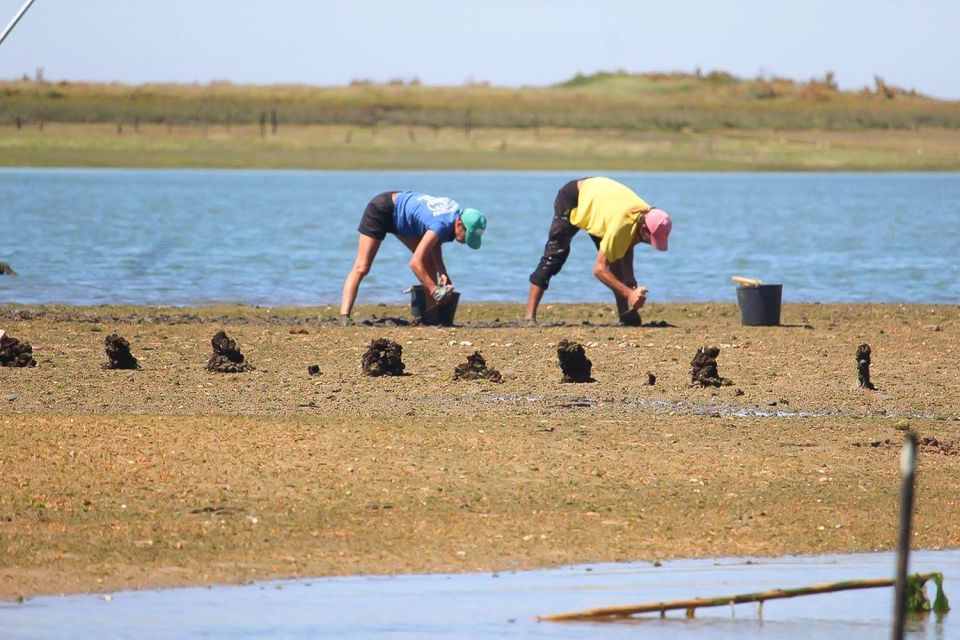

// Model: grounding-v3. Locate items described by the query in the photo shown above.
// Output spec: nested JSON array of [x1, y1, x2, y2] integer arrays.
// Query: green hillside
[[2, 70, 958, 131]]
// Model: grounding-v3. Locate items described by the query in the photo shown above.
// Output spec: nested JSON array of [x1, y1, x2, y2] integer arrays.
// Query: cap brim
[[467, 235, 481, 249], [651, 236, 668, 251]]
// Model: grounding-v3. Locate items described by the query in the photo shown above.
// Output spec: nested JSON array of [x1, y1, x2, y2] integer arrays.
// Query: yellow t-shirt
[[569, 177, 651, 262]]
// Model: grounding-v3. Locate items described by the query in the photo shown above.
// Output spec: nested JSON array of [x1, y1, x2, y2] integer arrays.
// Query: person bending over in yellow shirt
[[525, 177, 672, 325]]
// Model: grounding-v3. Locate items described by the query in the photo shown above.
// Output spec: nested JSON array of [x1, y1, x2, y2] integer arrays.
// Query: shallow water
[[2, 169, 959, 306], [3, 551, 957, 639]]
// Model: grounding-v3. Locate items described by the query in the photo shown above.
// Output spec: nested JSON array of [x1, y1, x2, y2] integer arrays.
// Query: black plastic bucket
[[410, 285, 460, 326], [736, 284, 782, 326]]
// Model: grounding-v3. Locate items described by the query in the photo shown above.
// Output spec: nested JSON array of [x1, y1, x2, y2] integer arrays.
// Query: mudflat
[[1, 302, 958, 600]]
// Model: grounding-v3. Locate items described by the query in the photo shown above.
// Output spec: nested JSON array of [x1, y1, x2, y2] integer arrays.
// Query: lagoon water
[[1, 169, 958, 307], [2, 550, 957, 639]]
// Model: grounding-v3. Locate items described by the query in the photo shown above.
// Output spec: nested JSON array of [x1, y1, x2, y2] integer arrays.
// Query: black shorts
[[529, 178, 599, 289], [357, 191, 397, 240]]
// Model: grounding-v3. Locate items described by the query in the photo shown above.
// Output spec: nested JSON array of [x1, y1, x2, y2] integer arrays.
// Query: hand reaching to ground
[[628, 286, 649, 310], [432, 274, 455, 304]]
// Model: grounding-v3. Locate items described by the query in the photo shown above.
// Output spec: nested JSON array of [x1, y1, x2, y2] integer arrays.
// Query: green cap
[[460, 208, 486, 250]]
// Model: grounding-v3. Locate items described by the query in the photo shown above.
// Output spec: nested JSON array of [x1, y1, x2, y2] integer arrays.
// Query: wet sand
[[1, 302, 958, 599]]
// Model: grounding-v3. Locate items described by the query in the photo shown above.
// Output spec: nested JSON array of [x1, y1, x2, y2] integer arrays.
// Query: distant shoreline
[[2, 123, 960, 171]]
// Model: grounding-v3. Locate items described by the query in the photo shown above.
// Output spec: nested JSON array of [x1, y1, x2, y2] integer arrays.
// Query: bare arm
[[409, 230, 443, 295], [593, 250, 647, 308]]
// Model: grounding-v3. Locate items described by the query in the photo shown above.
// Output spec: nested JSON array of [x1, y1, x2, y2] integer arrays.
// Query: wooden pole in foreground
[[892, 431, 918, 640], [539, 573, 942, 622]]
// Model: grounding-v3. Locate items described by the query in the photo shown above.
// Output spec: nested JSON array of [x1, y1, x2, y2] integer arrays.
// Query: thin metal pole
[[892, 431, 917, 640], [0, 0, 36, 49]]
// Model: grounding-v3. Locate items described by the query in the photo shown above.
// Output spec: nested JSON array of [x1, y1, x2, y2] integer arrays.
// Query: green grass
[[2, 70, 959, 170], [2, 70, 959, 131], [1, 123, 959, 171]]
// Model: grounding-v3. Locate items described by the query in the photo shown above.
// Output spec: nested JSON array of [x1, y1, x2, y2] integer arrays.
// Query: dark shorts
[[529, 179, 600, 290], [357, 191, 397, 240]]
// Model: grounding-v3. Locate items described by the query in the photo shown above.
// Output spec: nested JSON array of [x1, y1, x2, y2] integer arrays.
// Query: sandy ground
[[1, 302, 958, 600]]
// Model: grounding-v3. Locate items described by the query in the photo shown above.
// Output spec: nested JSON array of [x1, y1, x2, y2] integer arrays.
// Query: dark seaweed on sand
[[856, 343, 876, 390], [690, 346, 731, 387], [207, 330, 253, 373], [453, 351, 502, 382], [361, 338, 405, 377], [557, 339, 594, 383], [104, 333, 140, 370], [0, 333, 36, 367]]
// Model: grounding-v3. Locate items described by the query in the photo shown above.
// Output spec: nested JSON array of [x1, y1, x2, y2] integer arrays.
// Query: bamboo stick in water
[[539, 573, 943, 622]]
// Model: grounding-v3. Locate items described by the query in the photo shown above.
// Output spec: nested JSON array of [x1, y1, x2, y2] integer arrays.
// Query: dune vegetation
[[2, 70, 959, 170]]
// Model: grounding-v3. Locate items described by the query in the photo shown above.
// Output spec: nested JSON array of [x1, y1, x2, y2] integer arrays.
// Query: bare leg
[[339, 234, 382, 317], [525, 283, 546, 323]]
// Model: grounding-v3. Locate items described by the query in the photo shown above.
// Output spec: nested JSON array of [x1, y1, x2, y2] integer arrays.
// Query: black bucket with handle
[[736, 284, 782, 326], [410, 285, 460, 326]]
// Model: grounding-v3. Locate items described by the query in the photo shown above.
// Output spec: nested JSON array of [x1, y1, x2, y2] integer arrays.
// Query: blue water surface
[[2, 551, 957, 640], [1, 169, 958, 306]]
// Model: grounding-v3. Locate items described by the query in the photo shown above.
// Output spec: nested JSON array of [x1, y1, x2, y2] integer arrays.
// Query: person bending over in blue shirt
[[339, 191, 487, 324]]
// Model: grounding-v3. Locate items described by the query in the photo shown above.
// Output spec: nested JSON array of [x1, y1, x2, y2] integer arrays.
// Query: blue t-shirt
[[393, 191, 461, 242]]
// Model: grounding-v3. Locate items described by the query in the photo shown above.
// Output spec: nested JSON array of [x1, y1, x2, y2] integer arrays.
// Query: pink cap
[[644, 208, 672, 251]]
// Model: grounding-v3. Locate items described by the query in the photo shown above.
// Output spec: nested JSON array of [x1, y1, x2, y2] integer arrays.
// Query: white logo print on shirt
[[417, 195, 460, 217]]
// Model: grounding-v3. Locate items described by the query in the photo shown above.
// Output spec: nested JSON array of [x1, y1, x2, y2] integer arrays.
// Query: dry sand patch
[[1, 302, 958, 598]]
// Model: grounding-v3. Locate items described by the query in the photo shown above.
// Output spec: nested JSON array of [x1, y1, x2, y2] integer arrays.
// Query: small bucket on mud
[[736, 283, 782, 326], [410, 285, 460, 326]]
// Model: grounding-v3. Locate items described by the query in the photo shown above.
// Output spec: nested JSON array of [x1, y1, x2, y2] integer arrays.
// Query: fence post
[[891, 431, 917, 640]]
